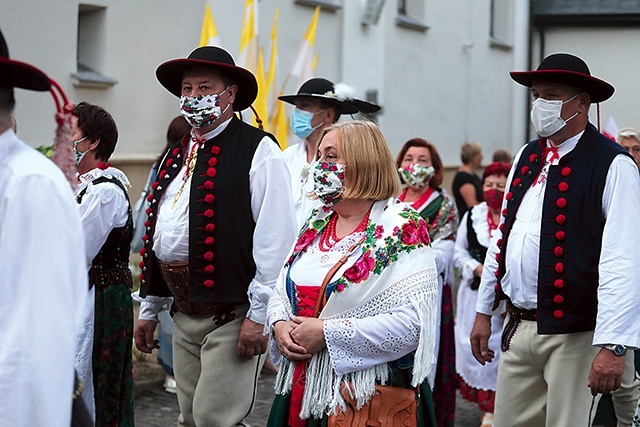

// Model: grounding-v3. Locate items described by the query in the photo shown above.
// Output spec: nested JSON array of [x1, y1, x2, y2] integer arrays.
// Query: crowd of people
[[2, 23, 640, 427]]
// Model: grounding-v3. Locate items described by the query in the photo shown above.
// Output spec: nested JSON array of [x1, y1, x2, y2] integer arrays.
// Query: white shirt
[[477, 131, 640, 348], [142, 118, 297, 325], [282, 141, 322, 228], [76, 167, 130, 270], [0, 129, 88, 427]]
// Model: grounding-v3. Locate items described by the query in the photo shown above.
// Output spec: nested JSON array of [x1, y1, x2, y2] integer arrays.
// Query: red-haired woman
[[454, 162, 510, 427], [396, 138, 458, 427]]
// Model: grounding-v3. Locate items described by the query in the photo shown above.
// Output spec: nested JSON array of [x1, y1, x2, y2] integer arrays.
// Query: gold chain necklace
[[170, 142, 200, 210]]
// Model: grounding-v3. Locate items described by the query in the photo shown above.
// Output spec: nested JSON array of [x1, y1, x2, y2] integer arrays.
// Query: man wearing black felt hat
[[470, 53, 640, 426], [278, 78, 380, 226], [133, 46, 296, 426], [0, 28, 89, 426]]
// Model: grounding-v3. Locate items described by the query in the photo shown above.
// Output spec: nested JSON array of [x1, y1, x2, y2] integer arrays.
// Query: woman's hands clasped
[[273, 315, 326, 361]]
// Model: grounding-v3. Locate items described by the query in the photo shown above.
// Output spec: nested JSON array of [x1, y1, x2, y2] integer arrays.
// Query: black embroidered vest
[[493, 124, 629, 334], [138, 117, 278, 302], [77, 176, 133, 289], [466, 205, 488, 265]]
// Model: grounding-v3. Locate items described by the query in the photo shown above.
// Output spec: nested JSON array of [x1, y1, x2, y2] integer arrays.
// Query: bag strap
[[312, 235, 366, 318]]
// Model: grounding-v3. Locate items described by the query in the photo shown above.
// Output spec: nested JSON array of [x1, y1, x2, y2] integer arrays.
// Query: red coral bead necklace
[[318, 208, 371, 252]]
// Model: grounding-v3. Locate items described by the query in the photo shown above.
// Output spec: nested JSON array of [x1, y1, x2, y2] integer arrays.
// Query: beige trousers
[[609, 352, 640, 427], [173, 307, 264, 427], [494, 316, 601, 427]]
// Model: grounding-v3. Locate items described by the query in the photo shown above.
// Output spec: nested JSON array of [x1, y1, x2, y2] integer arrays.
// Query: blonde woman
[[266, 120, 439, 426]]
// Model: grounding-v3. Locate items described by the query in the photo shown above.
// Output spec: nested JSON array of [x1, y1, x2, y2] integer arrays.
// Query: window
[[490, 0, 512, 50], [396, 0, 429, 32], [72, 4, 117, 88]]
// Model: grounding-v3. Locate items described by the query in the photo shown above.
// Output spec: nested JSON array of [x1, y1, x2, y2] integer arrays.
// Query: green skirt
[[266, 369, 436, 427], [93, 282, 134, 427]]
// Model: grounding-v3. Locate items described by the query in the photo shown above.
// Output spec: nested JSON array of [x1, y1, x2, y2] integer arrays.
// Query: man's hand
[[289, 315, 326, 355], [273, 320, 311, 362], [588, 348, 626, 396], [237, 318, 268, 360], [134, 319, 159, 354], [470, 313, 495, 365]]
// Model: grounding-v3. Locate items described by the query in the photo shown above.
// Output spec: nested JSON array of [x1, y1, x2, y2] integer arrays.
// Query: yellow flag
[[266, 10, 279, 117], [199, 4, 220, 47], [254, 48, 269, 131], [271, 93, 288, 150], [289, 6, 320, 84], [238, 0, 258, 73], [304, 6, 320, 47]]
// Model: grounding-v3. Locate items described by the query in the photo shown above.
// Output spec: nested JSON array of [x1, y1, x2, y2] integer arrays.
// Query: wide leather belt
[[501, 300, 538, 352], [507, 300, 537, 321], [157, 260, 239, 319]]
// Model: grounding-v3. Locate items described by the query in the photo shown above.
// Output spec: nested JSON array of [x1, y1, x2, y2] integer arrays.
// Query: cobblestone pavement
[[134, 371, 484, 426]]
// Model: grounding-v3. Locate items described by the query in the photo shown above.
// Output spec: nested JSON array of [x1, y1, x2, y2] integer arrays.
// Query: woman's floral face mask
[[398, 163, 435, 188], [312, 162, 346, 207]]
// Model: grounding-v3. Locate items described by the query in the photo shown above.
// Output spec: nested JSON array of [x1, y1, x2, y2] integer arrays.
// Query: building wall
[[531, 26, 640, 137], [1, 0, 526, 197]]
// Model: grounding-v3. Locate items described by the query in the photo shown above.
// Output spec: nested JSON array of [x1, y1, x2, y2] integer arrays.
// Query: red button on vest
[[555, 262, 564, 273]]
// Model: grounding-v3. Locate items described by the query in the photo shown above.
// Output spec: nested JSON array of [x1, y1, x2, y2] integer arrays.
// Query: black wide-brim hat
[[0, 28, 51, 91], [510, 53, 614, 103], [279, 78, 381, 115], [156, 46, 258, 111]]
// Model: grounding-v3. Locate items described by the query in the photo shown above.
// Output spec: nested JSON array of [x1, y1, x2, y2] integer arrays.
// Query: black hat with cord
[[279, 78, 381, 116]]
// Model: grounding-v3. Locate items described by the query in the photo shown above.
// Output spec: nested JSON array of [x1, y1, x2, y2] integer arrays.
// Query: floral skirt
[[93, 282, 134, 427], [458, 374, 496, 413]]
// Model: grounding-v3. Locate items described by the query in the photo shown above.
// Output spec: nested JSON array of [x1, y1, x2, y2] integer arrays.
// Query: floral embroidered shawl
[[270, 198, 440, 419]]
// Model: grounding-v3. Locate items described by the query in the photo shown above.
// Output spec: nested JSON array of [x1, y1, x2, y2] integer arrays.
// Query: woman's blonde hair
[[460, 141, 482, 164], [320, 120, 401, 200]]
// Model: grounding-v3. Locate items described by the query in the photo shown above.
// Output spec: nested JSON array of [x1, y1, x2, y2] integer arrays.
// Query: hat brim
[[510, 69, 614, 103], [278, 93, 382, 116], [156, 58, 258, 111], [0, 57, 50, 91]]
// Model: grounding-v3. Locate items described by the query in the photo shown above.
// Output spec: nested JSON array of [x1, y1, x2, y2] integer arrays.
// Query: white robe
[[0, 129, 88, 427]]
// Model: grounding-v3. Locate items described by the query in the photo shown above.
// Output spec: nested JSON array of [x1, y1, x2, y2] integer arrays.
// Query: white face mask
[[530, 94, 579, 137]]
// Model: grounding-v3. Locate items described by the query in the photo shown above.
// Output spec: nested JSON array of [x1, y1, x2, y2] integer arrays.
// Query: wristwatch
[[602, 344, 627, 356]]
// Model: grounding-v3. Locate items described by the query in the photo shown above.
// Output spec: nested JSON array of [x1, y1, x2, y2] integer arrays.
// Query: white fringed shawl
[[269, 198, 440, 419]]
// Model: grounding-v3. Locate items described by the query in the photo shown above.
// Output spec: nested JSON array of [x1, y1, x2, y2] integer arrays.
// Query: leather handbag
[[328, 383, 418, 427]]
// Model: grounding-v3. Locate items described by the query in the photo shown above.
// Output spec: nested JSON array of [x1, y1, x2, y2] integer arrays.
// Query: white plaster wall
[[532, 26, 640, 135], [1, 0, 525, 170]]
